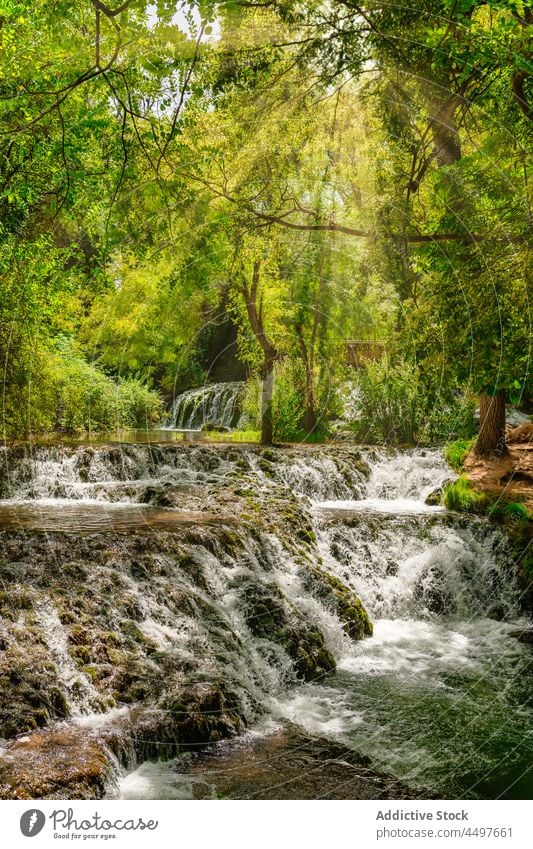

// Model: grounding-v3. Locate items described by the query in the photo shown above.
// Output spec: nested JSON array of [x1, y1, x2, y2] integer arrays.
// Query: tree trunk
[[474, 389, 507, 456], [238, 260, 278, 446], [295, 318, 319, 438], [261, 357, 275, 445], [303, 364, 317, 435], [303, 403, 317, 435], [431, 98, 462, 167]]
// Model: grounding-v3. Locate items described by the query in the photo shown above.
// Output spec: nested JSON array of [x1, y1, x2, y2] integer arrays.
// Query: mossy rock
[[133, 682, 244, 760], [110, 657, 160, 704], [0, 621, 73, 737], [302, 566, 373, 640], [240, 579, 336, 681], [119, 619, 158, 653]]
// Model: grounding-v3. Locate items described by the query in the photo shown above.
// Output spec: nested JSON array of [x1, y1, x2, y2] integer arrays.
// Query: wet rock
[[508, 627, 533, 644], [0, 442, 375, 793], [138, 484, 175, 507], [0, 730, 113, 800], [172, 724, 440, 800], [0, 614, 72, 737], [155, 682, 243, 752], [201, 422, 231, 433], [413, 566, 454, 616], [239, 579, 336, 681], [301, 565, 373, 640], [425, 488, 443, 506]]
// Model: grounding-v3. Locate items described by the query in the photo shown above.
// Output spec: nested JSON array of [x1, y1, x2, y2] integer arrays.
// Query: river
[[0, 440, 531, 800]]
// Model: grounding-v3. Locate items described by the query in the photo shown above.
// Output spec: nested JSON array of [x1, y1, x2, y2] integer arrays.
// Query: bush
[[53, 349, 163, 433], [272, 361, 306, 442], [2, 338, 163, 438], [345, 357, 476, 445], [237, 377, 262, 430], [347, 358, 422, 444], [114, 377, 164, 429], [238, 364, 307, 442]]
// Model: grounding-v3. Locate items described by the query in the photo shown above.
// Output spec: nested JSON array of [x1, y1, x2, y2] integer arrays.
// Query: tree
[[237, 259, 279, 443], [234, 0, 531, 452]]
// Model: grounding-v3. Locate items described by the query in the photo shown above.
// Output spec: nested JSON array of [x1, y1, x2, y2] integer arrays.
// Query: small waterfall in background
[[169, 382, 245, 430]]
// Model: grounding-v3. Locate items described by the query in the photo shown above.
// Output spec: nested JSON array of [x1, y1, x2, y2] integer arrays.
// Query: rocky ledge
[[0, 474, 372, 798]]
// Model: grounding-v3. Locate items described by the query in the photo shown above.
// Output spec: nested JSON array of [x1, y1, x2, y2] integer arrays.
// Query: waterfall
[[0, 443, 369, 503], [0, 443, 530, 800], [315, 513, 518, 620], [169, 382, 245, 430]]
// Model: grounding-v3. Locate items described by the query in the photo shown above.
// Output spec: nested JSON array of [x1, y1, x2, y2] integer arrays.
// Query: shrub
[[237, 377, 262, 430], [272, 361, 306, 442], [115, 377, 164, 429], [345, 357, 476, 445], [238, 364, 309, 442], [2, 338, 163, 438], [347, 358, 422, 444]]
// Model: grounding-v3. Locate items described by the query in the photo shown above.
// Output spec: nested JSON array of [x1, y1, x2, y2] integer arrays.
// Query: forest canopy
[[0, 0, 531, 450]]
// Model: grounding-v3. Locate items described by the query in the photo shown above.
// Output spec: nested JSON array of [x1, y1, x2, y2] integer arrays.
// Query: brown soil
[[464, 444, 533, 511]]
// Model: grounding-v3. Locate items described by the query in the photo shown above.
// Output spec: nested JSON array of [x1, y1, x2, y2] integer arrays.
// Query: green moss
[[82, 665, 99, 682], [444, 477, 532, 524], [443, 476, 488, 512], [489, 501, 530, 523], [120, 619, 158, 652], [241, 580, 336, 681], [444, 438, 475, 472], [71, 644, 91, 664], [303, 566, 373, 640]]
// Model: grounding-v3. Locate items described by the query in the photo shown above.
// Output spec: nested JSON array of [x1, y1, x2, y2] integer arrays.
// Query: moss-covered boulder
[[240, 579, 336, 681], [301, 565, 373, 640]]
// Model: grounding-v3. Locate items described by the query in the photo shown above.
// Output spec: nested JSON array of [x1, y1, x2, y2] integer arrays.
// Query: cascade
[[0, 443, 368, 503], [169, 382, 245, 430], [0, 441, 530, 800]]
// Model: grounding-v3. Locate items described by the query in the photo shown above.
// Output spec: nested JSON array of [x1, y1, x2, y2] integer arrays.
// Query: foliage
[[346, 357, 478, 445], [1, 338, 162, 439], [52, 354, 163, 434], [0, 1, 530, 443], [489, 501, 531, 524], [444, 477, 531, 524], [347, 358, 422, 444], [272, 361, 306, 442]]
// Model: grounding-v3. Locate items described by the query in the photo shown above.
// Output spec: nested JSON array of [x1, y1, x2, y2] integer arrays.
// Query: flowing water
[[169, 382, 245, 430], [0, 442, 531, 800]]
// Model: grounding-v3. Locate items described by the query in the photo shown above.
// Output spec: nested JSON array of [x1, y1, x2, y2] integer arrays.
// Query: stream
[[0, 440, 531, 800]]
